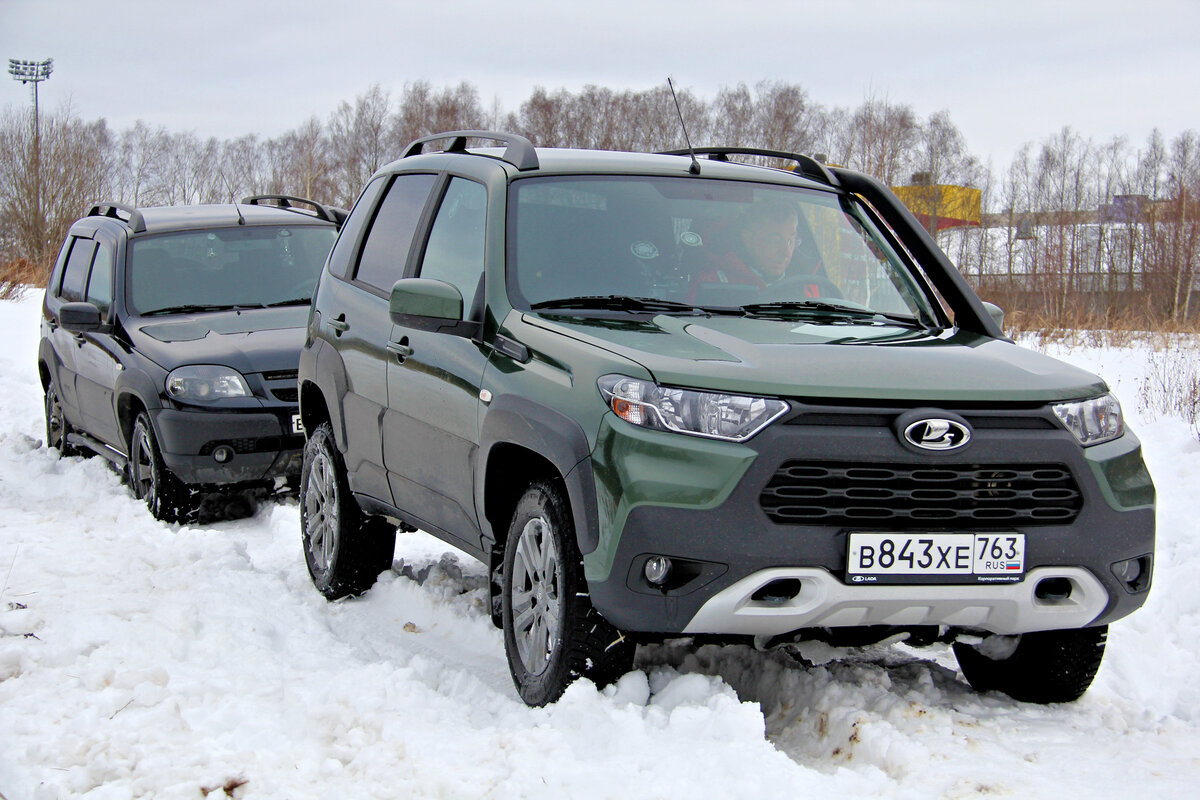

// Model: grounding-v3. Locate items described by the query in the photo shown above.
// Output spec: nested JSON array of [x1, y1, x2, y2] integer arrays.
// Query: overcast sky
[[2, 0, 1197, 168]]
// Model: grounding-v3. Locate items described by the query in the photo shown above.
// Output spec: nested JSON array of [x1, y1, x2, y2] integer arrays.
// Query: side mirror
[[981, 301, 1005, 332], [59, 301, 104, 333], [389, 278, 476, 335]]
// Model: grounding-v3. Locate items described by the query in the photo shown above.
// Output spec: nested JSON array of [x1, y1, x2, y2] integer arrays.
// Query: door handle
[[387, 338, 413, 362], [329, 314, 349, 335]]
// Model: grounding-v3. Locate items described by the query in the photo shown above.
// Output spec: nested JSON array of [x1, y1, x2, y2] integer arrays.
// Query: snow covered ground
[[1, 292, 1198, 799]]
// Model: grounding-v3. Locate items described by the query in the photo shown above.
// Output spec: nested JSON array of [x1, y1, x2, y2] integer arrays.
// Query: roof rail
[[658, 147, 839, 188], [240, 194, 344, 226], [401, 130, 539, 171], [87, 201, 146, 233]]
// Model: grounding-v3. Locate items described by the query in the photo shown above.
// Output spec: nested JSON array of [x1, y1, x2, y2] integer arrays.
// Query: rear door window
[[354, 173, 437, 293], [59, 238, 97, 302]]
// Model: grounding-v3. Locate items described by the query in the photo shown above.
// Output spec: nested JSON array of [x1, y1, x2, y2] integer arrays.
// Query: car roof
[[384, 139, 835, 193], [73, 202, 337, 239], [132, 204, 336, 235]]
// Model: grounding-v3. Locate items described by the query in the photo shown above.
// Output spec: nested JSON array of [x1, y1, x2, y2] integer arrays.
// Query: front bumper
[[584, 409, 1155, 637], [152, 407, 304, 485]]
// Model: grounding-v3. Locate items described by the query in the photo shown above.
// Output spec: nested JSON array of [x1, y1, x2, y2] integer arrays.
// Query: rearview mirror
[[389, 278, 477, 336], [59, 301, 105, 333]]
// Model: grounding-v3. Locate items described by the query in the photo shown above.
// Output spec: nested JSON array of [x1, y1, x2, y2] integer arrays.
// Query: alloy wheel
[[510, 515, 562, 676], [303, 447, 339, 575]]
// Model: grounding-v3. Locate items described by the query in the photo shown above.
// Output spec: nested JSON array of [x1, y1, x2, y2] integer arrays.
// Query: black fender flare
[[299, 335, 351, 450], [113, 364, 166, 448], [476, 394, 601, 555]]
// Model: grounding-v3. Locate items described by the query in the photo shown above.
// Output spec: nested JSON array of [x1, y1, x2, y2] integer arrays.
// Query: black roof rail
[[401, 130, 539, 171], [240, 194, 343, 226], [658, 147, 839, 188], [87, 201, 146, 233]]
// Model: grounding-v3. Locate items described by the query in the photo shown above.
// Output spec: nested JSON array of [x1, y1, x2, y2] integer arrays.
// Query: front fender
[[476, 394, 600, 555]]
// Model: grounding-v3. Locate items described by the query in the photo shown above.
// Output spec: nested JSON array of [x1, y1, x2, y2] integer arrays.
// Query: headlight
[[1052, 393, 1124, 446], [166, 365, 251, 402], [598, 375, 787, 442]]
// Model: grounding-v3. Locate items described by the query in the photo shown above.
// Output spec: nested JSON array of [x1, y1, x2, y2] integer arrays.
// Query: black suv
[[39, 196, 341, 521], [298, 132, 1154, 706]]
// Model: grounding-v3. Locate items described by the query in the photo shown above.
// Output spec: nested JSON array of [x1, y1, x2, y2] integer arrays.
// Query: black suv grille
[[760, 462, 1082, 527]]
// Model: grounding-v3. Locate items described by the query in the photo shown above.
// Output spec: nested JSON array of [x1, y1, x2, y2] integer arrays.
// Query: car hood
[[524, 313, 1108, 403], [126, 306, 308, 375]]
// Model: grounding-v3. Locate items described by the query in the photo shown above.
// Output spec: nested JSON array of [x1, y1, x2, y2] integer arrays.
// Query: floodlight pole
[[8, 58, 53, 138], [8, 58, 53, 262]]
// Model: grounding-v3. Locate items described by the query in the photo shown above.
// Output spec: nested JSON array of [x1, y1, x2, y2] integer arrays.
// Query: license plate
[[291, 414, 304, 435], [847, 532, 1025, 584]]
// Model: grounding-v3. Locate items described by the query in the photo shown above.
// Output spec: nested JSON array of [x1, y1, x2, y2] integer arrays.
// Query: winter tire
[[44, 382, 80, 457], [130, 412, 195, 523], [501, 480, 634, 706], [300, 422, 396, 600], [953, 625, 1108, 704]]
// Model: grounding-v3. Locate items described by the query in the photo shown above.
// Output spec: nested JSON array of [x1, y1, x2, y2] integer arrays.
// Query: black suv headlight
[[166, 365, 252, 403], [598, 375, 788, 442], [1052, 393, 1124, 446]]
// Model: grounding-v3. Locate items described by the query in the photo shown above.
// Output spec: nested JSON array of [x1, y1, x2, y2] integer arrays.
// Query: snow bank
[[2, 295, 1197, 799]]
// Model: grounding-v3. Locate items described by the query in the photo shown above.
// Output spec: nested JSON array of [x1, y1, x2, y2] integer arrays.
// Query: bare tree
[[328, 85, 392, 206], [0, 103, 109, 277], [264, 117, 335, 202]]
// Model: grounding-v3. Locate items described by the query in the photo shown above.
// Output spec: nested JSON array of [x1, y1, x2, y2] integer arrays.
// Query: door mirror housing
[[389, 278, 477, 335], [59, 301, 106, 333]]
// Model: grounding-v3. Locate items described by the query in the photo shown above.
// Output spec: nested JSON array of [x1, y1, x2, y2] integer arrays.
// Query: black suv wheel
[[130, 412, 194, 523], [300, 422, 396, 599], [44, 382, 80, 458], [953, 625, 1108, 704]]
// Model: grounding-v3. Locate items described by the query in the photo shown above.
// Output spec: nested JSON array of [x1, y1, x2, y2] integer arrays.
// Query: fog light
[[1111, 555, 1152, 592], [644, 556, 672, 585], [212, 445, 234, 464]]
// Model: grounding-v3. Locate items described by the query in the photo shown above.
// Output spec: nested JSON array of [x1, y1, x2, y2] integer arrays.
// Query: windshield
[[507, 175, 940, 324], [126, 225, 337, 315]]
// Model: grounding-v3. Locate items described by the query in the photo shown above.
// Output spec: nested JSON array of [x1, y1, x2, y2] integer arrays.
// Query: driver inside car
[[687, 198, 821, 302]]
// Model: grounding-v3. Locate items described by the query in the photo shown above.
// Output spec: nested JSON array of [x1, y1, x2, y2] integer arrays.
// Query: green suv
[[297, 132, 1155, 706]]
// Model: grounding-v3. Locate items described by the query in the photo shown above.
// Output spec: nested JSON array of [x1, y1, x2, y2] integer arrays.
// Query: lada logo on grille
[[903, 418, 971, 451]]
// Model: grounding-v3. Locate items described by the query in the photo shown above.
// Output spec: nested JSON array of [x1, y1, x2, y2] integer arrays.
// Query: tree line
[[1, 80, 1196, 326]]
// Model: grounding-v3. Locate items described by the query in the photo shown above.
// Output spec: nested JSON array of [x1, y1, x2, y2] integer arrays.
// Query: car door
[[46, 234, 99, 429], [383, 176, 489, 544], [71, 230, 124, 448], [324, 172, 437, 502]]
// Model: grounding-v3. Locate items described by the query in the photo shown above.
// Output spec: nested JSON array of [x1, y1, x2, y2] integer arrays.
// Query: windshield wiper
[[264, 297, 313, 308], [739, 300, 928, 328], [530, 295, 705, 315], [141, 303, 257, 316]]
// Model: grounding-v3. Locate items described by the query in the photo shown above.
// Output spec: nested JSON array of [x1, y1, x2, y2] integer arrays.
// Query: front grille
[[760, 462, 1082, 527], [784, 411, 1056, 430], [271, 387, 298, 402]]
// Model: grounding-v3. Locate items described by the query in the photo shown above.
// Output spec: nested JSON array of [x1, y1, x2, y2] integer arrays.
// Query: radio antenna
[[667, 77, 701, 175]]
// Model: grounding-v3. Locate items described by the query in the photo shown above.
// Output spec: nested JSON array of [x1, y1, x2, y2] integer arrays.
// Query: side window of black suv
[[59, 237, 97, 302], [85, 243, 114, 317]]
